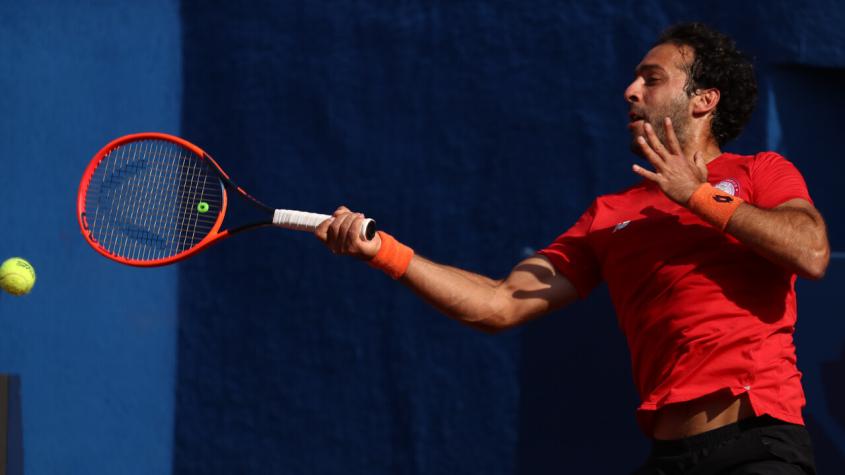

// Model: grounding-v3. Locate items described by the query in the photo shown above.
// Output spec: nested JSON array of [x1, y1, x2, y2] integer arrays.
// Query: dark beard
[[630, 96, 690, 156]]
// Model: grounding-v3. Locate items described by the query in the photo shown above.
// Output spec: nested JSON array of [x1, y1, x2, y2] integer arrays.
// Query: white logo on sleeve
[[714, 179, 740, 196], [613, 220, 631, 233]]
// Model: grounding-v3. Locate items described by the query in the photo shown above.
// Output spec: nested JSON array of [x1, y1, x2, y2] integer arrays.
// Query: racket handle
[[272, 209, 377, 240]]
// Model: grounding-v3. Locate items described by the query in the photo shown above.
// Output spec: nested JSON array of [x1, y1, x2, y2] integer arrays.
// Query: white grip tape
[[272, 209, 329, 232], [272, 209, 375, 239]]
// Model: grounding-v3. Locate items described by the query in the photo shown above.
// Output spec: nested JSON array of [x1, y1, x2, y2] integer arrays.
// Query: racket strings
[[84, 139, 223, 261]]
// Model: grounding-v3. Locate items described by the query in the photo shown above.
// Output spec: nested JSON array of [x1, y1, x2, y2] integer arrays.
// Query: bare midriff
[[652, 391, 756, 440]]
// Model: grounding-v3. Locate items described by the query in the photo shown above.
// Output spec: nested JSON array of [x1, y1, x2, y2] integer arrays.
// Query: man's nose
[[624, 79, 641, 104]]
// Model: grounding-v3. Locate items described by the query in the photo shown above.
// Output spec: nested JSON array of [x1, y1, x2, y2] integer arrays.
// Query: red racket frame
[[77, 132, 237, 267]]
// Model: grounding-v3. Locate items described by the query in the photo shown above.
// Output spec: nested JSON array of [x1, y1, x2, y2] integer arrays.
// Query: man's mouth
[[628, 113, 646, 132]]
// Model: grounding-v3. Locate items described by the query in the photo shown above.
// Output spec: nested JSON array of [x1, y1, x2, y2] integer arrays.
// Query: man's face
[[624, 43, 695, 154]]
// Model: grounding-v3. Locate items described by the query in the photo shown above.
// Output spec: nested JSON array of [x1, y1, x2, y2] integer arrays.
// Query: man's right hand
[[314, 206, 381, 260]]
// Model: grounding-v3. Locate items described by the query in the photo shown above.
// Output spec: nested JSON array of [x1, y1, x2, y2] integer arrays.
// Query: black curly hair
[[657, 23, 757, 147]]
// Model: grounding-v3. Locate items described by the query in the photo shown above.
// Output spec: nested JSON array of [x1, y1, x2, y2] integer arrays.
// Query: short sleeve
[[749, 152, 813, 209], [536, 201, 602, 298]]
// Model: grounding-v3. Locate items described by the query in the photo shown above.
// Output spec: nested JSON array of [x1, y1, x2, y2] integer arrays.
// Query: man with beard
[[317, 23, 829, 474]]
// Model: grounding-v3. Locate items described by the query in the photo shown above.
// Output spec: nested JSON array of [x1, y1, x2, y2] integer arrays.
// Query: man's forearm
[[396, 254, 577, 333], [399, 255, 513, 332], [726, 201, 830, 279], [315, 207, 578, 331]]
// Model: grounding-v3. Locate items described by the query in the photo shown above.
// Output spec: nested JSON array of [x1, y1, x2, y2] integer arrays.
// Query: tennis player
[[317, 23, 829, 474]]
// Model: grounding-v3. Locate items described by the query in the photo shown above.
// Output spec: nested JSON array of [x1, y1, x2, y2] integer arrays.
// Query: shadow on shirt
[[626, 205, 792, 325]]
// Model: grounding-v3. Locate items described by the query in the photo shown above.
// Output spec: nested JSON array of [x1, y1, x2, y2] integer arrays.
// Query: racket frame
[[78, 132, 271, 267], [79, 132, 374, 267]]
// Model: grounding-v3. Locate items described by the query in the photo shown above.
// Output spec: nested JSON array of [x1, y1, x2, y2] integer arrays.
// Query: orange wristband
[[687, 183, 743, 230], [368, 231, 414, 279]]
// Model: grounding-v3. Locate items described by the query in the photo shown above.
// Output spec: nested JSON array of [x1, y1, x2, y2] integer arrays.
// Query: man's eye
[[645, 77, 660, 84]]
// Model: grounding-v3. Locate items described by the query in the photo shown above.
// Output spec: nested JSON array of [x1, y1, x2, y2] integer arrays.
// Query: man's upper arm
[[771, 197, 828, 235], [496, 254, 580, 326], [774, 197, 821, 217], [496, 199, 600, 326], [726, 196, 830, 279]]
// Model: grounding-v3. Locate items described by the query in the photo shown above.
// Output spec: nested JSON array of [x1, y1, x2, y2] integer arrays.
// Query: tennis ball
[[0, 257, 36, 296]]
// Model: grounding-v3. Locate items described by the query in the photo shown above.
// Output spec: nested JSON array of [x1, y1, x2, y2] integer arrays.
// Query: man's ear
[[692, 88, 720, 117]]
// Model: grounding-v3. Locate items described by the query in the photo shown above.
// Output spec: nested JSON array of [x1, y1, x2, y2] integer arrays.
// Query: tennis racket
[[77, 132, 376, 267]]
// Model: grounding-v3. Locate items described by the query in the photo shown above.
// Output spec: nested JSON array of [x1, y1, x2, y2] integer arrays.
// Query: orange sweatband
[[368, 231, 414, 279], [687, 183, 743, 230]]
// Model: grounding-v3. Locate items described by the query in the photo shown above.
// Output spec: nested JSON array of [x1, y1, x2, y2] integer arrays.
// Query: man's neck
[[682, 136, 722, 165]]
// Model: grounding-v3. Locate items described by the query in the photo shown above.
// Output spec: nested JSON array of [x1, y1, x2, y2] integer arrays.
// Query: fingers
[[327, 213, 351, 254], [693, 151, 708, 180], [634, 120, 711, 204], [316, 205, 382, 259], [642, 122, 670, 163], [662, 117, 682, 154], [332, 205, 350, 217], [336, 213, 362, 252], [314, 218, 332, 241], [323, 209, 368, 255], [632, 163, 660, 182], [316, 206, 351, 241], [636, 135, 664, 172]]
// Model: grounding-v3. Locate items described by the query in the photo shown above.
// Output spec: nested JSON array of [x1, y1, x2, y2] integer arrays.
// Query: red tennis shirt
[[537, 151, 813, 434]]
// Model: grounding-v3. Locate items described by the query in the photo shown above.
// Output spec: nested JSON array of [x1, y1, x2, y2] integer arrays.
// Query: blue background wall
[[0, 1, 181, 474], [0, 1, 843, 474]]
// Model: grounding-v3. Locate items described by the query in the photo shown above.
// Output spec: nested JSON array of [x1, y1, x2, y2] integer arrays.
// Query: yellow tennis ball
[[0, 257, 36, 296]]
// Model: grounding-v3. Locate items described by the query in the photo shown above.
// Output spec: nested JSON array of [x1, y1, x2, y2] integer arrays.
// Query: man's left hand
[[632, 117, 708, 204]]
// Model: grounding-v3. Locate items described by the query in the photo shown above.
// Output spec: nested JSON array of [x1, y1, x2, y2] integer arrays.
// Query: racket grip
[[272, 209, 376, 240]]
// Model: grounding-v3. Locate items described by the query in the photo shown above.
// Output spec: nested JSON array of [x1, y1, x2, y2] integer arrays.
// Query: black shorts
[[633, 415, 816, 475]]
